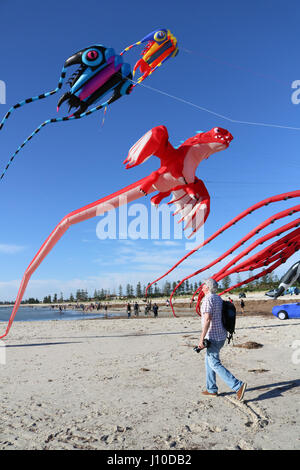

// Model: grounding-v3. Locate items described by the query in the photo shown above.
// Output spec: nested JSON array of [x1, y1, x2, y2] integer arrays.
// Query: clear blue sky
[[0, 0, 299, 300]]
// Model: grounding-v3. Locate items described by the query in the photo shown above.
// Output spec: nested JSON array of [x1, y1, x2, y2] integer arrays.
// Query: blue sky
[[0, 0, 299, 300]]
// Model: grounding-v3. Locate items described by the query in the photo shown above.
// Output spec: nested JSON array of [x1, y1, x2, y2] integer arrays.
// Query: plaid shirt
[[201, 293, 227, 341]]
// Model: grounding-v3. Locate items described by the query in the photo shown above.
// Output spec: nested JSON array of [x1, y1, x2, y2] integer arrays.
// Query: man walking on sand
[[198, 278, 247, 400]]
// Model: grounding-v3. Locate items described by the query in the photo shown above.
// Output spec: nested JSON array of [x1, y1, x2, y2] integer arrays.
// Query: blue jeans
[[205, 340, 242, 394]]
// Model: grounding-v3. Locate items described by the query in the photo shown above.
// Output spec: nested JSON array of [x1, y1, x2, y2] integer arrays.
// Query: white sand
[[0, 312, 299, 450]]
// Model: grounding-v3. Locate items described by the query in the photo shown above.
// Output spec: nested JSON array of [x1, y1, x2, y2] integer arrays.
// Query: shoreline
[[1, 290, 299, 308], [0, 294, 299, 324]]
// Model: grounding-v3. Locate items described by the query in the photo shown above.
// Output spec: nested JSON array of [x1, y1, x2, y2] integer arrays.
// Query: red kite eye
[[82, 48, 103, 66], [214, 128, 220, 133], [87, 50, 99, 60]]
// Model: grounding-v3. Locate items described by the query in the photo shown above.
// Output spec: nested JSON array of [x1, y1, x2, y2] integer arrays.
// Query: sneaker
[[201, 390, 218, 397], [236, 382, 247, 401]]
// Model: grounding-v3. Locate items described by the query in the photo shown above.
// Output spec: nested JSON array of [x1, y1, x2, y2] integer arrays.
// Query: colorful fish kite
[[121, 28, 178, 85], [0, 44, 134, 180], [0, 125, 233, 339]]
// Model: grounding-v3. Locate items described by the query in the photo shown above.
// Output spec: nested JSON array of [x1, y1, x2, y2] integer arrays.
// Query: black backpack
[[222, 300, 236, 344]]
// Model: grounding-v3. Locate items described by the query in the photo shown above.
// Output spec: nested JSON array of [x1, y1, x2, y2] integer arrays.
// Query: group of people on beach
[[126, 301, 159, 318], [82, 302, 109, 313], [51, 302, 109, 314]]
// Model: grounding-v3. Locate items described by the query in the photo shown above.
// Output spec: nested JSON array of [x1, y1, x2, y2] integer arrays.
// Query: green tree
[[163, 281, 171, 296], [26, 298, 40, 304], [221, 276, 231, 291], [136, 281, 142, 297], [147, 283, 153, 297], [76, 289, 88, 301], [154, 283, 160, 296]]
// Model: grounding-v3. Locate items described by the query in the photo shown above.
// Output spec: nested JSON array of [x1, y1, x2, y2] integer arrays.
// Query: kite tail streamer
[[169, 214, 300, 316], [217, 245, 299, 294], [194, 256, 292, 315], [0, 65, 67, 131], [0, 100, 109, 180], [195, 237, 299, 314], [120, 41, 142, 56], [145, 190, 300, 297], [101, 106, 108, 127]]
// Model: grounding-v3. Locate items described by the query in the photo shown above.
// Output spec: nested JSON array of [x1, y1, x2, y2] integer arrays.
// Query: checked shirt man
[[198, 278, 247, 400]]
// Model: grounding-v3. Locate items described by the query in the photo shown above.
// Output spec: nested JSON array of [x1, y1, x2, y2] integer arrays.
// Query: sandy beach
[[0, 296, 299, 450]]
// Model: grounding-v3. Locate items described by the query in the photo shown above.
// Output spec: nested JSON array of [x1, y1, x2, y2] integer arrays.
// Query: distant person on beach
[[198, 278, 247, 401], [240, 299, 245, 314], [134, 302, 139, 317], [153, 303, 159, 318], [127, 303, 131, 318], [104, 304, 108, 318], [144, 302, 151, 315]]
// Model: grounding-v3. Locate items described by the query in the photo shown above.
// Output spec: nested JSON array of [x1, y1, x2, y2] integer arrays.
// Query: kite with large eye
[[56, 45, 133, 116], [121, 28, 178, 85], [0, 44, 133, 180]]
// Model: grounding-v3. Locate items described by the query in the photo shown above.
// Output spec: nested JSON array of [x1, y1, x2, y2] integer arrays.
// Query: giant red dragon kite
[[0, 125, 233, 339]]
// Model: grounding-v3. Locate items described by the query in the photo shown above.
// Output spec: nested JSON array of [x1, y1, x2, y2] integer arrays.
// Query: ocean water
[[0, 306, 121, 323]]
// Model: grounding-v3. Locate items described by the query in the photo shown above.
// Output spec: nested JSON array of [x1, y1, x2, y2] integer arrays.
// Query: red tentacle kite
[[0, 125, 233, 339], [144, 190, 300, 316]]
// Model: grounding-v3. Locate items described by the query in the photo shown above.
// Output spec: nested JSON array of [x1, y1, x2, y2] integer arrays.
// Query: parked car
[[239, 292, 246, 298], [272, 303, 300, 320], [286, 287, 299, 295]]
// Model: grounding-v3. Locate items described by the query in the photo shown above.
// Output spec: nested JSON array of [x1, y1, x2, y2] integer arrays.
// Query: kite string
[[132, 79, 300, 131], [180, 46, 287, 86]]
